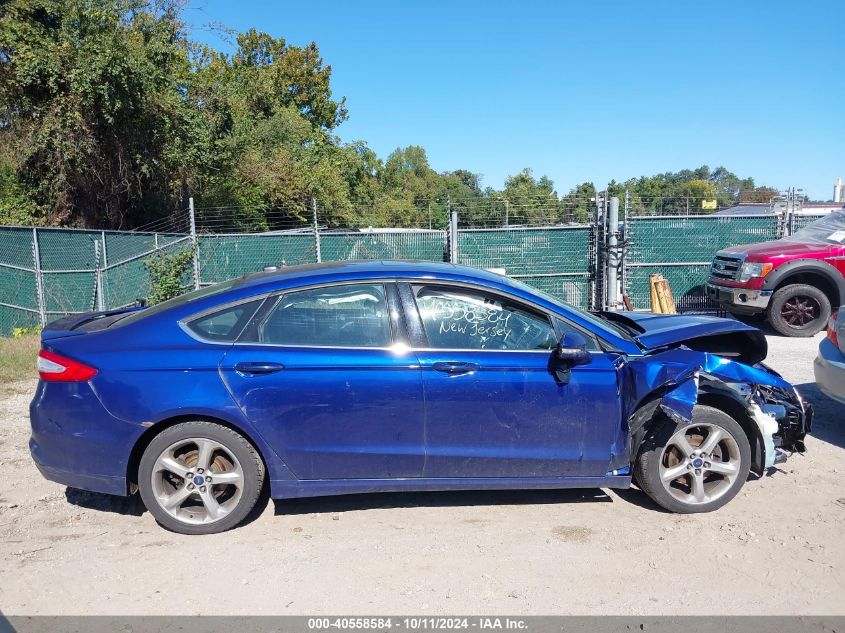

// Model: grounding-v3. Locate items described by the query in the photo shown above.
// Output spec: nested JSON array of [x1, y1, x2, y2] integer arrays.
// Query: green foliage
[[144, 247, 194, 304], [0, 0, 781, 230], [11, 325, 40, 338]]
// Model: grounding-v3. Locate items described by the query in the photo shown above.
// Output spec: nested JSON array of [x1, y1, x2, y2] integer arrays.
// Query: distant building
[[835, 177, 844, 204]]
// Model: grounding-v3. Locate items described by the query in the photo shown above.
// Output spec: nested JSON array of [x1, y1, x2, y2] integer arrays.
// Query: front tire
[[138, 421, 265, 534], [634, 405, 751, 513], [766, 283, 830, 337]]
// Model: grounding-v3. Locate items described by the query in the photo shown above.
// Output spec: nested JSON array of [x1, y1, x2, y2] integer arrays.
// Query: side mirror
[[555, 331, 592, 367]]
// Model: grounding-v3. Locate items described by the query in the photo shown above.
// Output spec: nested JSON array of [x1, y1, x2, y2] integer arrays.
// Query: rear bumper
[[706, 282, 771, 313], [30, 441, 127, 496], [814, 338, 845, 405], [29, 381, 141, 496]]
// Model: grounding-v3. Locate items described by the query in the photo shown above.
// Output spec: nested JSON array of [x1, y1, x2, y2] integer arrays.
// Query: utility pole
[[504, 199, 509, 227], [188, 197, 200, 290], [312, 196, 322, 263]]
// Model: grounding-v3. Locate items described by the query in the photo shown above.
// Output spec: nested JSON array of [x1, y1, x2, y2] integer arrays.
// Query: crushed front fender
[[624, 347, 810, 472]]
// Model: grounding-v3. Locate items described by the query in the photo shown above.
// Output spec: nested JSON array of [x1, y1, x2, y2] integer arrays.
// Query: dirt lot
[[0, 332, 843, 615]]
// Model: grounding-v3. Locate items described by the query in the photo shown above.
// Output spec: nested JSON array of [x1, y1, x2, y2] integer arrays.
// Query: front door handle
[[433, 361, 479, 376], [234, 361, 285, 375]]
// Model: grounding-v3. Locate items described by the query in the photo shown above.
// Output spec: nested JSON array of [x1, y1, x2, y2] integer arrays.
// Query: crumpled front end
[[626, 348, 811, 474]]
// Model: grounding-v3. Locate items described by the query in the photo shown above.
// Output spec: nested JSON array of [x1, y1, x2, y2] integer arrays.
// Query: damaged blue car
[[30, 261, 811, 534]]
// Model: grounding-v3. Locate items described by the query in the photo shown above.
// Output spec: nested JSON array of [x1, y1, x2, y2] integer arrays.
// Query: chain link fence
[[0, 195, 839, 336], [457, 226, 594, 309], [622, 215, 781, 310]]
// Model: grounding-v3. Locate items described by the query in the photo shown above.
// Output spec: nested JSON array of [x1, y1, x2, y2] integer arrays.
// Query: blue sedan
[[30, 261, 810, 534]]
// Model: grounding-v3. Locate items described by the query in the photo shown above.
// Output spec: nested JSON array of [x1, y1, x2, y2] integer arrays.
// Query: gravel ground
[[0, 332, 843, 615]]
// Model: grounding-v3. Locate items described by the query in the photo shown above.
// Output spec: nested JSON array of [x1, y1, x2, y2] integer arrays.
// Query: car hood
[[600, 311, 768, 365], [719, 239, 833, 260]]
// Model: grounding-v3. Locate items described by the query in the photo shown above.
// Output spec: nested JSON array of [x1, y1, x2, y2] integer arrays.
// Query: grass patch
[[0, 335, 40, 384]]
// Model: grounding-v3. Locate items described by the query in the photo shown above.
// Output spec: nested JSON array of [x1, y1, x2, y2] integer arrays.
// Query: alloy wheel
[[658, 423, 742, 506], [150, 437, 245, 525]]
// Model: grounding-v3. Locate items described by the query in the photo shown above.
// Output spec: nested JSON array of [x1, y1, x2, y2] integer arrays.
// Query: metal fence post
[[449, 210, 459, 263], [94, 240, 105, 311], [31, 227, 46, 327], [606, 197, 620, 310], [311, 196, 322, 263], [188, 197, 201, 289]]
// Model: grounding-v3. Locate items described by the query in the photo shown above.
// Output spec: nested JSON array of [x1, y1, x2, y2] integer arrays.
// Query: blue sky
[[186, 0, 843, 200]]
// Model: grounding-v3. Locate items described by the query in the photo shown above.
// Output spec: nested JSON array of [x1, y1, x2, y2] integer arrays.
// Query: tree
[[0, 0, 194, 227]]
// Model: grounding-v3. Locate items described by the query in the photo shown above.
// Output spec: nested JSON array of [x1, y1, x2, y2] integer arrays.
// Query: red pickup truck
[[707, 210, 845, 337]]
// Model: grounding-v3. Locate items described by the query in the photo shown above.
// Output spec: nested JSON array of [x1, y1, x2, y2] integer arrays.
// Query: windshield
[[502, 276, 633, 341], [788, 211, 845, 244]]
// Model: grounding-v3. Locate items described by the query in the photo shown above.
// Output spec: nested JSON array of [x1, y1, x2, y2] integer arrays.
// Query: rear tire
[[766, 283, 830, 337], [138, 421, 265, 534], [634, 405, 751, 513]]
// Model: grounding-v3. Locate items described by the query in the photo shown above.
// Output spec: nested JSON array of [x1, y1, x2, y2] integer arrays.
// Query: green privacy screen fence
[[0, 224, 596, 336], [0, 209, 830, 337], [622, 215, 780, 310], [0, 226, 189, 336], [457, 226, 594, 309]]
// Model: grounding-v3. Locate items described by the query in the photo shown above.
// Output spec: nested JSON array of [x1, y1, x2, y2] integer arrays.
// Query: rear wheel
[[766, 283, 830, 337], [138, 421, 265, 534], [634, 405, 751, 513]]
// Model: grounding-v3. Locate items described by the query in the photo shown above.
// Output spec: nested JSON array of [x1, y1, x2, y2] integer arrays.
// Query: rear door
[[402, 283, 620, 479], [219, 282, 425, 480]]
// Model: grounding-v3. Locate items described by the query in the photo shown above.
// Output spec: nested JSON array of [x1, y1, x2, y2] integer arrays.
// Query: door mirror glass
[[555, 331, 592, 366]]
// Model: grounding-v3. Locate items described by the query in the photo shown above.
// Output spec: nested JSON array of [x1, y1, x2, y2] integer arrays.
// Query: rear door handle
[[234, 361, 285, 375], [433, 361, 479, 376]]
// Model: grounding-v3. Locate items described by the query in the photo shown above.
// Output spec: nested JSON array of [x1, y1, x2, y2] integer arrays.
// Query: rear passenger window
[[186, 299, 262, 342], [251, 284, 392, 348]]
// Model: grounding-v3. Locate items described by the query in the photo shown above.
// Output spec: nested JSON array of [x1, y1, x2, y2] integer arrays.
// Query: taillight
[[37, 349, 98, 382], [827, 311, 839, 347]]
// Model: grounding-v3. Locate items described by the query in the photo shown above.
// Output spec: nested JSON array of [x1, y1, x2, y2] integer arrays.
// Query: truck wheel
[[766, 283, 831, 337], [634, 405, 751, 513]]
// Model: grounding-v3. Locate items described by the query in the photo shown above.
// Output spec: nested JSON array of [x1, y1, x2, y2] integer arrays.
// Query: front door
[[404, 283, 620, 478], [220, 282, 425, 480]]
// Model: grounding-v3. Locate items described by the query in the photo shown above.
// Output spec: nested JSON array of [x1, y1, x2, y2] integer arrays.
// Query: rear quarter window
[[185, 299, 263, 342]]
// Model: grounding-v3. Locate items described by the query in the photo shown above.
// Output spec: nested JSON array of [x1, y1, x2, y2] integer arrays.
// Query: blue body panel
[[28, 260, 801, 500]]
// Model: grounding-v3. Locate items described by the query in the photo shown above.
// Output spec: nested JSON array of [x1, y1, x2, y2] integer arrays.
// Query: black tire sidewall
[[138, 421, 265, 535], [634, 405, 751, 514], [767, 283, 831, 337]]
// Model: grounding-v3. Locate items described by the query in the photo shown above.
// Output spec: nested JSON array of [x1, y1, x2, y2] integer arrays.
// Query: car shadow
[[64, 487, 146, 516], [273, 487, 614, 516], [794, 381, 845, 450]]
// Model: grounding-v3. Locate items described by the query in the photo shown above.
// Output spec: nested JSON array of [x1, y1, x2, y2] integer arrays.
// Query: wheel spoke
[[698, 427, 724, 455], [162, 485, 194, 510], [671, 432, 695, 457], [198, 488, 224, 520], [156, 456, 190, 478], [706, 460, 738, 477], [690, 473, 707, 503], [660, 463, 688, 482], [210, 470, 242, 486], [195, 439, 217, 471]]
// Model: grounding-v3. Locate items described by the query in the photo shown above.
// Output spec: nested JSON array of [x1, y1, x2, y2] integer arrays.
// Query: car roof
[[235, 260, 511, 291]]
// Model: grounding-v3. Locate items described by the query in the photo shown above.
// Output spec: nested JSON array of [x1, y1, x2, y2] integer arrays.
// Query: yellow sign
[[701, 199, 718, 210]]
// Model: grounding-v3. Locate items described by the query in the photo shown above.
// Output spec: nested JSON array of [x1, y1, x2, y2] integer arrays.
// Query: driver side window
[[413, 286, 558, 351]]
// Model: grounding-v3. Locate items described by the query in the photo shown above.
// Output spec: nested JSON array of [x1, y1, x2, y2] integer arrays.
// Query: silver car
[[814, 307, 845, 404]]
